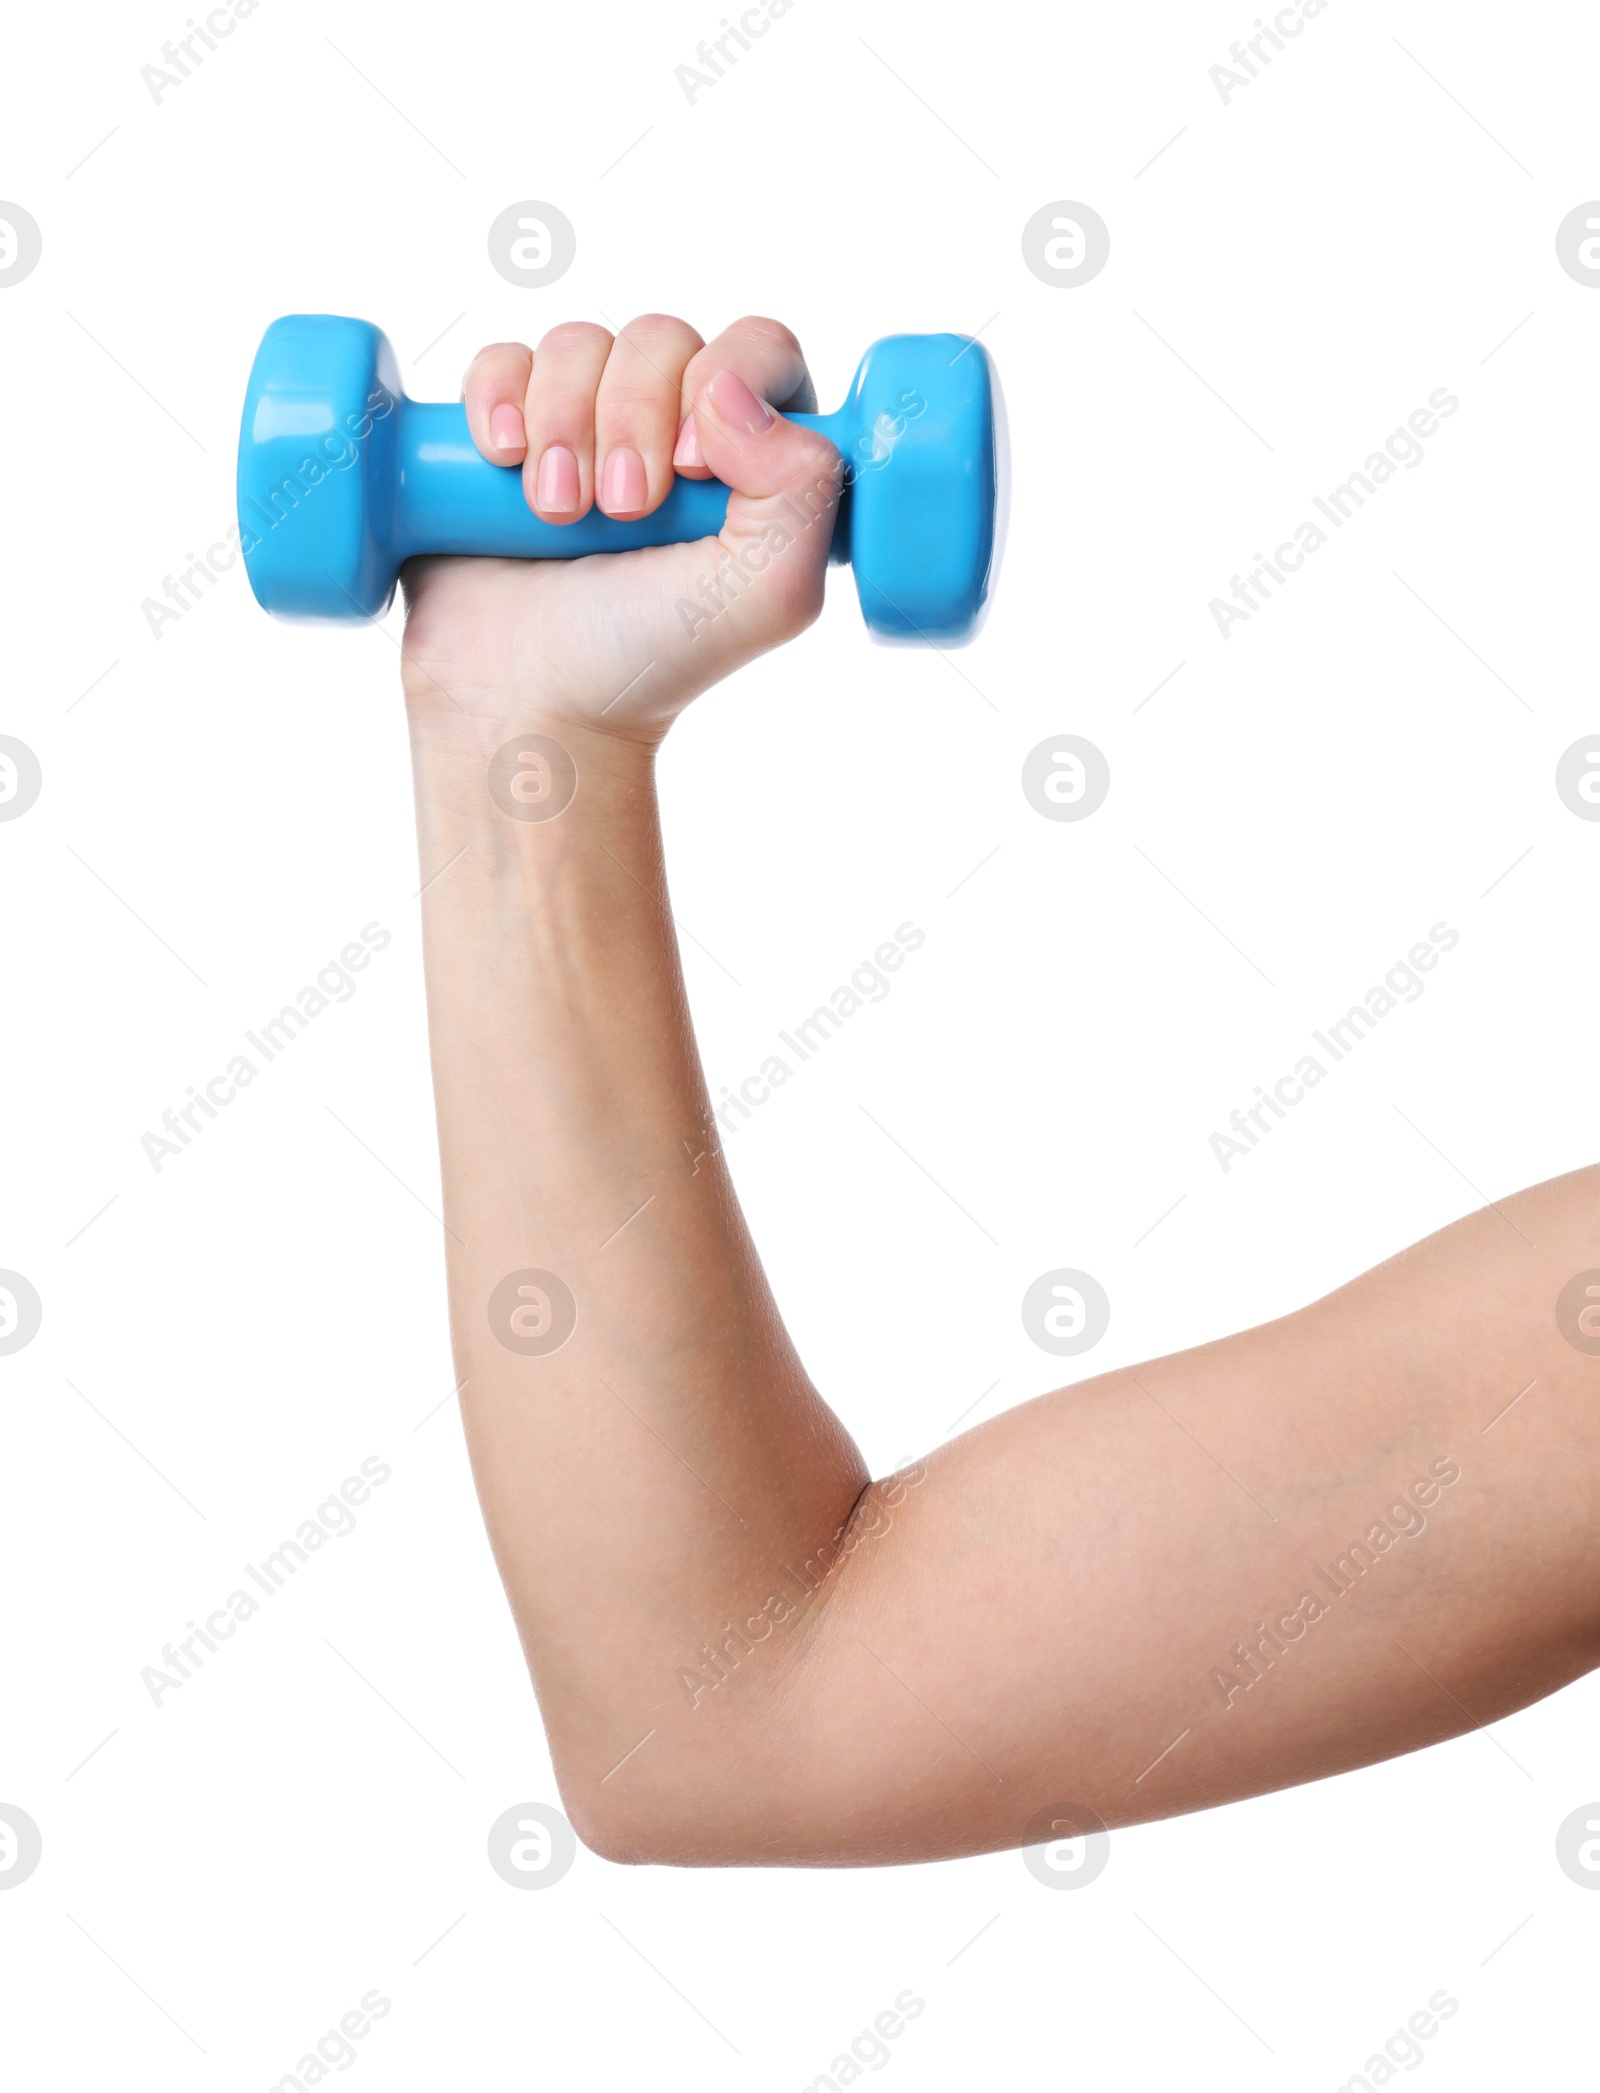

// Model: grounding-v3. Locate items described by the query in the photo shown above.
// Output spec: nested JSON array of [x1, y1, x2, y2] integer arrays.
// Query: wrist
[[407, 695, 659, 848]]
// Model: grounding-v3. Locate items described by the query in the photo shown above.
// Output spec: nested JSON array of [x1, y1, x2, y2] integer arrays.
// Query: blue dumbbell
[[236, 315, 1002, 644]]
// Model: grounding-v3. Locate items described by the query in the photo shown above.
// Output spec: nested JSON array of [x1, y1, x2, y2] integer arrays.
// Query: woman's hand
[[399, 313, 843, 745]]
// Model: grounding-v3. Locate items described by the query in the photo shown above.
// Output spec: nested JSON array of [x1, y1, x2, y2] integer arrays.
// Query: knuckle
[[598, 380, 675, 419], [800, 425, 844, 467], [537, 320, 612, 354], [733, 314, 801, 356], [791, 434, 846, 492], [523, 391, 597, 443], [619, 311, 698, 347], [461, 343, 530, 397]]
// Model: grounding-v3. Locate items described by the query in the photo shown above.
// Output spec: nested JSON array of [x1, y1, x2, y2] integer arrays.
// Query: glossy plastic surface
[[238, 315, 999, 641]]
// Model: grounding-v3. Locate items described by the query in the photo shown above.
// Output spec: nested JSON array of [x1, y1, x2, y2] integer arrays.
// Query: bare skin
[[399, 312, 1600, 1867]]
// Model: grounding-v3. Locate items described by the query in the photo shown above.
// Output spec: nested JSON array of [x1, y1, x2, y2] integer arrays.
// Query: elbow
[[552, 1748, 724, 1868], [560, 1779, 766, 1869], [563, 1794, 671, 1869], [554, 1747, 822, 1870]]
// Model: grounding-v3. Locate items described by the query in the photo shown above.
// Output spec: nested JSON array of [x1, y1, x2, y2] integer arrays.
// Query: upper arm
[[760, 1170, 1600, 1864]]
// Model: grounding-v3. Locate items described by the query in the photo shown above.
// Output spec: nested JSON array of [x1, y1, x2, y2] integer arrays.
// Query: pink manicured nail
[[490, 402, 525, 452], [672, 414, 702, 470], [535, 444, 579, 513], [707, 367, 773, 435], [600, 445, 648, 514]]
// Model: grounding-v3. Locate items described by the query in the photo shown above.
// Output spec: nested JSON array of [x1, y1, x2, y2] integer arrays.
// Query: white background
[[3, 0, 1599, 2085]]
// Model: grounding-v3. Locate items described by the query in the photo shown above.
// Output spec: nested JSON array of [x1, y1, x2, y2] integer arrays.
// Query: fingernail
[[535, 444, 579, 513], [490, 402, 525, 452], [707, 367, 773, 436], [672, 414, 702, 470], [600, 445, 648, 514]]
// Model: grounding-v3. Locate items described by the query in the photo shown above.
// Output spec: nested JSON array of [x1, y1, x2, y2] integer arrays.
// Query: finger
[[677, 365, 845, 648], [521, 321, 614, 522], [674, 316, 818, 478], [693, 366, 840, 506], [462, 342, 534, 465], [593, 314, 704, 519]]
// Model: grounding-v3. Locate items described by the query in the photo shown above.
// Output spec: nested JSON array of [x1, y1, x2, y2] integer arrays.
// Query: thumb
[[670, 365, 845, 663]]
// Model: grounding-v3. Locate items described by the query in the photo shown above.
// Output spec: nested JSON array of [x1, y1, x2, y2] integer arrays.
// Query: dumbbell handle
[[389, 401, 850, 561]]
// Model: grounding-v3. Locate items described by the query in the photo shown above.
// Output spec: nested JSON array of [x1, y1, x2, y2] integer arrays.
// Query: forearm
[[409, 703, 868, 1842]]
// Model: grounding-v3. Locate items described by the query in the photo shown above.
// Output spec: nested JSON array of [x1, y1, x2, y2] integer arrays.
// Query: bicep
[[782, 1172, 1600, 1864]]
